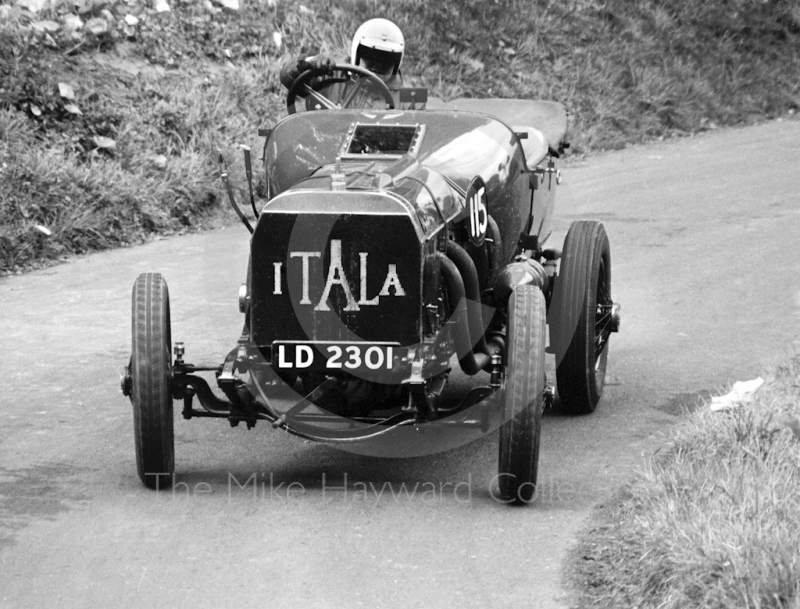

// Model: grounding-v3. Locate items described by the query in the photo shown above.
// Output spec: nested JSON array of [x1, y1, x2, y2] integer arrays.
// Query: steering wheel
[[286, 63, 395, 115]]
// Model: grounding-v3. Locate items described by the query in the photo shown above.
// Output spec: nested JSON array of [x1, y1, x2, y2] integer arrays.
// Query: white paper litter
[[709, 377, 764, 412]]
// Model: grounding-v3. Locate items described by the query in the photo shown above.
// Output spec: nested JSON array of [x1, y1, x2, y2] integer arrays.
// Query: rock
[[75, 0, 108, 15], [784, 416, 800, 441], [17, 0, 49, 13], [63, 13, 83, 30], [58, 82, 76, 100], [93, 136, 116, 149], [32, 20, 61, 32], [85, 17, 109, 35], [150, 154, 168, 169]]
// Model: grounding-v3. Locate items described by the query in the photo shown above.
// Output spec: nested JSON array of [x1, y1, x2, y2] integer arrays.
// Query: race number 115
[[466, 176, 488, 246]]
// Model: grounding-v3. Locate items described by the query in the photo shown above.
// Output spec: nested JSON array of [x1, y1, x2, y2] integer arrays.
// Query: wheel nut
[[174, 342, 185, 364], [119, 365, 132, 397], [610, 303, 621, 332]]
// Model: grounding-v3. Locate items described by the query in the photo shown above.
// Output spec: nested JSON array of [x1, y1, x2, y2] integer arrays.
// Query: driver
[[279, 18, 407, 110]]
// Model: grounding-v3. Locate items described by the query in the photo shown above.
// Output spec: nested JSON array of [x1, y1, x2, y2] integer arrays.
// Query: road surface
[[1, 118, 799, 608]]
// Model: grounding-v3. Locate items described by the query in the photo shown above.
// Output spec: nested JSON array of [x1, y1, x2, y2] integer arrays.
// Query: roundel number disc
[[466, 176, 488, 246]]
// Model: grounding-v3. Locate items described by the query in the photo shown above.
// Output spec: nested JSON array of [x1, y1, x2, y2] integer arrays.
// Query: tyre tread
[[498, 285, 546, 504], [550, 221, 611, 415], [131, 272, 174, 489]]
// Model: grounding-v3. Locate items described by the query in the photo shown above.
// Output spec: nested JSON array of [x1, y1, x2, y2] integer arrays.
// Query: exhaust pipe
[[436, 253, 493, 375], [435, 242, 506, 376], [445, 241, 491, 356], [434, 240, 549, 376]]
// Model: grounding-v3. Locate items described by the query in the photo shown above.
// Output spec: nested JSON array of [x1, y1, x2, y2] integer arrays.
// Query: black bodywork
[[123, 75, 620, 502]]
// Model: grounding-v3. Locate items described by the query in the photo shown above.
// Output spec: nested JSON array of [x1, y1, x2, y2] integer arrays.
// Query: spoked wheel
[[498, 285, 546, 505], [550, 221, 619, 415], [286, 63, 395, 114], [131, 272, 175, 489]]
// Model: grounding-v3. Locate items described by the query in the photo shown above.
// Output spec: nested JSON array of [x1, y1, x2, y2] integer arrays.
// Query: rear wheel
[[550, 221, 613, 415], [498, 285, 546, 505], [131, 273, 175, 489]]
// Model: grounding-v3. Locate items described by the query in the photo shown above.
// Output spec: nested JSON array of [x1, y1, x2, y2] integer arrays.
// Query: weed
[[1, 0, 799, 272], [570, 351, 800, 609]]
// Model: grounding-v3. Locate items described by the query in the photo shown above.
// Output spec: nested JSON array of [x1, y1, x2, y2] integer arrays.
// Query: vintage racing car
[[121, 64, 621, 504]]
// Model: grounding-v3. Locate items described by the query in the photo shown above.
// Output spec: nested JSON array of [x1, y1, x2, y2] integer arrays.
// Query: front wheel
[[550, 221, 616, 415], [497, 285, 546, 505], [131, 272, 175, 489]]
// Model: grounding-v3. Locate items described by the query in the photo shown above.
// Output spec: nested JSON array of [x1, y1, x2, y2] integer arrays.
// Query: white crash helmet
[[350, 18, 404, 77]]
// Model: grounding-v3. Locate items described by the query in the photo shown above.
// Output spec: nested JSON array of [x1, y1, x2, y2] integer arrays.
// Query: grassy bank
[[1, 0, 800, 272], [569, 353, 800, 609]]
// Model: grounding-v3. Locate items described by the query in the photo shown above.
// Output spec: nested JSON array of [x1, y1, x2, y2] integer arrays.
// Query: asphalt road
[[2, 118, 799, 609]]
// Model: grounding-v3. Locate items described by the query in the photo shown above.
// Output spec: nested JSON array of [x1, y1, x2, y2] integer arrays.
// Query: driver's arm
[[279, 54, 336, 90]]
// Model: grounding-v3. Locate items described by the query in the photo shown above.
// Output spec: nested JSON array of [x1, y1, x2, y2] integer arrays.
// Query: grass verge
[[568, 352, 800, 609], [1, 0, 800, 273]]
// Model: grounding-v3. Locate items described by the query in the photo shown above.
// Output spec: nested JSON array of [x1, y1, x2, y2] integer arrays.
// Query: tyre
[[131, 273, 175, 489], [498, 284, 546, 505], [550, 221, 613, 415]]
